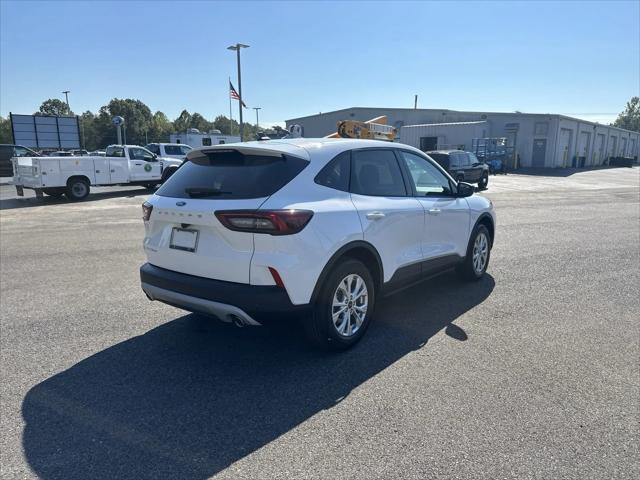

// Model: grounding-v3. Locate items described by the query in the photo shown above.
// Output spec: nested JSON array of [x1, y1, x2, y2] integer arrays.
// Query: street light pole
[[227, 43, 249, 141], [253, 107, 261, 129], [62, 90, 71, 113]]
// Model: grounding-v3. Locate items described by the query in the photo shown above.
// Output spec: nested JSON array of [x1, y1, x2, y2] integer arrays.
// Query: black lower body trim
[[140, 263, 310, 320]]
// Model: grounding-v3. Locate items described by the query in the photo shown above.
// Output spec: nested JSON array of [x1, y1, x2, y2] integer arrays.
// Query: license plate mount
[[170, 228, 199, 252]]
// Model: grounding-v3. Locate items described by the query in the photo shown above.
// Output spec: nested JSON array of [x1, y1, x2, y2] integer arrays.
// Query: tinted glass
[[0, 146, 12, 160], [180, 145, 192, 155], [202, 138, 212, 146], [449, 153, 461, 168], [146, 144, 160, 155], [156, 150, 309, 200], [315, 151, 350, 191], [468, 152, 479, 165], [459, 153, 471, 167], [164, 145, 186, 155], [427, 153, 450, 169], [400, 151, 454, 196], [106, 146, 124, 157], [351, 149, 406, 197]]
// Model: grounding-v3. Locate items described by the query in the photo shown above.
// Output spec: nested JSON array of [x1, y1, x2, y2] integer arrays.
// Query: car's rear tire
[[457, 224, 491, 281], [304, 258, 375, 350], [144, 183, 158, 191], [478, 172, 489, 190], [65, 178, 90, 201]]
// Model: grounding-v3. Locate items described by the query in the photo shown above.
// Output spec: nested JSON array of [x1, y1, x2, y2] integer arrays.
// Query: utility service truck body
[[12, 144, 183, 200]]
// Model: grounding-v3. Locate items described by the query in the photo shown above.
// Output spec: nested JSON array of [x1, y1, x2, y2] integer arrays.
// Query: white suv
[[140, 138, 495, 349]]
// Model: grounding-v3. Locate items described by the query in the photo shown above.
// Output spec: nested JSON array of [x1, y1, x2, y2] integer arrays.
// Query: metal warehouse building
[[286, 107, 639, 168]]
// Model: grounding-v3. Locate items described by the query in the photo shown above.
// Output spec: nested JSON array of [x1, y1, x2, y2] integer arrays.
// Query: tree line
[[0, 98, 286, 150], [1, 96, 638, 149]]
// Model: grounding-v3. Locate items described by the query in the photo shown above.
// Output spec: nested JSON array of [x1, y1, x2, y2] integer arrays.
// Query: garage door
[[577, 131, 590, 166], [557, 129, 572, 167], [595, 134, 606, 165], [608, 136, 617, 159], [620, 137, 627, 157]]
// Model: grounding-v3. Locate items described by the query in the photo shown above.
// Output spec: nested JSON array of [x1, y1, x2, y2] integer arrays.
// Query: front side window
[[350, 149, 406, 197], [202, 138, 212, 146], [129, 148, 154, 161], [468, 152, 480, 165], [180, 145, 192, 155], [315, 151, 350, 191], [399, 151, 454, 197]]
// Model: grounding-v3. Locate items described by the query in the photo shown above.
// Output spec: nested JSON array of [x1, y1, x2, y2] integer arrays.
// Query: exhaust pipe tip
[[229, 314, 245, 328]]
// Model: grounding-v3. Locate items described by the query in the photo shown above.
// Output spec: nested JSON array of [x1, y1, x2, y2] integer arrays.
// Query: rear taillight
[[142, 202, 153, 221], [215, 210, 313, 235]]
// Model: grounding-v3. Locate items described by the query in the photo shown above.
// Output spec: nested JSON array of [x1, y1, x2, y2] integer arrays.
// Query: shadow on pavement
[[22, 272, 494, 480], [511, 165, 630, 177], [0, 188, 150, 210]]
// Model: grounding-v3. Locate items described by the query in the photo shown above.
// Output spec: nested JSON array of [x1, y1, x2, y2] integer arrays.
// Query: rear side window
[[164, 145, 185, 155], [350, 149, 406, 197], [428, 153, 450, 169], [315, 151, 350, 191], [156, 149, 309, 199], [106, 146, 124, 157], [146, 144, 160, 155]]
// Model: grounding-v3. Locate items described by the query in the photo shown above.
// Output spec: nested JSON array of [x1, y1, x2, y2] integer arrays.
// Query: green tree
[[613, 97, 640, 132], [0, 116, 13, 143], [96, 98, 153, 146], [37, 98, 73, 116], [79, 111, 98, 150], [148, 111, 172, 143], [213, 115, 238, 135], [189, 113, 213, 133], [173, 110, 192, 133]]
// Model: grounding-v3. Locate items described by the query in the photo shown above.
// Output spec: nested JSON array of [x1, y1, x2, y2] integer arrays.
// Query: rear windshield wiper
[[185, 187, 232, 198]]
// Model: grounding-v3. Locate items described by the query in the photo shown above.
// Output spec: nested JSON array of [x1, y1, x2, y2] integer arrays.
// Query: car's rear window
[[156, 149, 309, 199]]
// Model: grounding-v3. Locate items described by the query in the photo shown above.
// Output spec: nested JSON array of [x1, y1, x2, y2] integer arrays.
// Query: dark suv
[[0, 144, 40, 177], [426, 150, 489, 190]]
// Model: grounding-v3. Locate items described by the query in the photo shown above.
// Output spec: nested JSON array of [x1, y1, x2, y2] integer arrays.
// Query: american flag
[[229, 81, 247, 108]]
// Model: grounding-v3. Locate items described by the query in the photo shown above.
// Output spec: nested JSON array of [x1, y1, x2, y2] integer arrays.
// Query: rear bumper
[[140, 263, 310, 322]]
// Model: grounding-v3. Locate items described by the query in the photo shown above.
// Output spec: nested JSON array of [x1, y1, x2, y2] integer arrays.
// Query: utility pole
[[227, 43, 249, 141], [414, 94, 418, 109], [253, 107, 261, 129], [62, 90, 71, 113]]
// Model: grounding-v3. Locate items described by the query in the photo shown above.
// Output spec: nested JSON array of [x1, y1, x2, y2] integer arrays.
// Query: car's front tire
[[457, 224, 491, 281], [304, 259, 376, 350]]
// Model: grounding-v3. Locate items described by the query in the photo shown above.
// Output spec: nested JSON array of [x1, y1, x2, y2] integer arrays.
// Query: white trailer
[[12, 144, 183, 201]]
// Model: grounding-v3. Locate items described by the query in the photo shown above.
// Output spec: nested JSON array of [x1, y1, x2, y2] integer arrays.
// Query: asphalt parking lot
[[1, 167, 638, 480]]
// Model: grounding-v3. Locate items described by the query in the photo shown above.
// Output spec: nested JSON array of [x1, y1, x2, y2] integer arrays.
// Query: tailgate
[[143, 195, 267, 284]]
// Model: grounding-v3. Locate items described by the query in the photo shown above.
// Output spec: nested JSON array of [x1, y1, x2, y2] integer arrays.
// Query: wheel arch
[[66, 175, 91, 187], [310, 241, 383, 304], [474, 212, 495, 247]]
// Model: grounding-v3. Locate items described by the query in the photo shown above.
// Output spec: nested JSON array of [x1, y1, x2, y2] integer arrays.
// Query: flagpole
[[228, 77, 233, 135]]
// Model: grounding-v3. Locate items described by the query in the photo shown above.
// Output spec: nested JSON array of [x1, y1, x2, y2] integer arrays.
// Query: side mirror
[[456, 182, 474, 197]]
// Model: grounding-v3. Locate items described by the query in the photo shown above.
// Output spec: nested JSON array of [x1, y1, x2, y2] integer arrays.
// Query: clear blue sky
[[1, 0, 638, 126]]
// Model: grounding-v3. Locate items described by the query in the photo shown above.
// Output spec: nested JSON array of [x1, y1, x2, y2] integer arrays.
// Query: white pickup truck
[[12, 144, 183, 200]]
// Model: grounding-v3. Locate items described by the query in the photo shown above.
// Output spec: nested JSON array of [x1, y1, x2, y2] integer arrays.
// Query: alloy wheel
[[331, 274, 368, 337]]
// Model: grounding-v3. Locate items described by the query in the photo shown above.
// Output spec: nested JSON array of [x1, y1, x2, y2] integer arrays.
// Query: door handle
[[134, 162, 143, 166], [110, 169, 115, 173], [366, 211, 385, 220], [428, 208, 441, 215]]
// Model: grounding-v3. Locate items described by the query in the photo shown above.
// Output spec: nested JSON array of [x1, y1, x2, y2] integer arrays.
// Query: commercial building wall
[[286, 107, 640, 168]]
